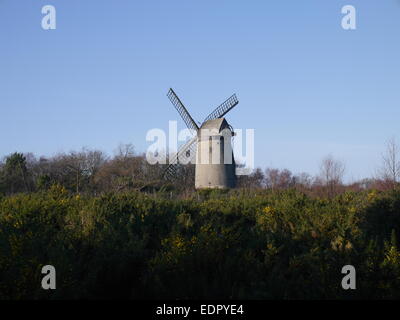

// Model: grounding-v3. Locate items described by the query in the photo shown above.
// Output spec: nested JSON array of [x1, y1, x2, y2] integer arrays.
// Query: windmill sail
[[163, 137, 197, 180], [203, 94, 238, 123], [167, 88, 199, 132]]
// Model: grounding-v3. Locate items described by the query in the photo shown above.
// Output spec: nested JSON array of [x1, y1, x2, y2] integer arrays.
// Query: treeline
[[0, 144, 397, 197], [0, 145, 172, 195]]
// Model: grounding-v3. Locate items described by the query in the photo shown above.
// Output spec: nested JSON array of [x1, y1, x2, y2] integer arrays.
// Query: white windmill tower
[[164, 88, 239, 189]]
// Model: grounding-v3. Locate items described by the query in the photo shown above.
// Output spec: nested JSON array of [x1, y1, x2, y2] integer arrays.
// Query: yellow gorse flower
[[349, 207, 357, 214], [263, 206, 274, 214], [173, 236, 185, 249], [367, 190, 377, 202]]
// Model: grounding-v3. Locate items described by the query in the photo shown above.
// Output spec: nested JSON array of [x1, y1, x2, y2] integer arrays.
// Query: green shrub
[[0, 189, 399, 299]]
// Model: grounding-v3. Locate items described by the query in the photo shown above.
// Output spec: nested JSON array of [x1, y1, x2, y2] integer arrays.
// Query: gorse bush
[[0, 188, 400, 299]]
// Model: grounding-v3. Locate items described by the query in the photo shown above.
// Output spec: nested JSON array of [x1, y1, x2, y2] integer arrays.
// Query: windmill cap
[[199, 118, 232, 136]]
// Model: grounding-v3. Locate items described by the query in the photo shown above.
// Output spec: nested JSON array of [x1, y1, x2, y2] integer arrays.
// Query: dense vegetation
[[0, 145, 399, 299], [1, 186, 400, 300]]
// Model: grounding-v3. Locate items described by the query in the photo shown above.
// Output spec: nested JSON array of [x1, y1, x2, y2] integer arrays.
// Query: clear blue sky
[[1, 0, 399, 181]]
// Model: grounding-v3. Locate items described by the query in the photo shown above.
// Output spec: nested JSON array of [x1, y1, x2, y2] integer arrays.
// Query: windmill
[[164, 88, 239, 189]]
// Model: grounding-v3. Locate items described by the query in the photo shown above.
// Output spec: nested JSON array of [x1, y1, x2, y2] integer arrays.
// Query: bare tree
[[319, 154, 345, 197], [237, 168, 265, 189], [115, 143, 135, 160], [42, 148, 107, 193], [379, 137, 400, 189], [293, 172, 313, 190], [264, 168, 294, 190], [278, 169, 294, 189], [264, 168, 279, 190]]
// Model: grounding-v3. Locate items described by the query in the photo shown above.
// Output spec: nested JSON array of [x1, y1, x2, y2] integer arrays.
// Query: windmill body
[[195, 118, 236, 189], [164, 88, 239, 189]]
